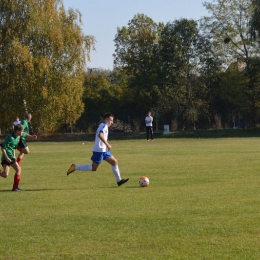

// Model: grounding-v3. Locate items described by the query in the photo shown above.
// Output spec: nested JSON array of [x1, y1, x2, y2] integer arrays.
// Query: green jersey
[[20, 119, 29, 139], [1, 134, 20, 161]]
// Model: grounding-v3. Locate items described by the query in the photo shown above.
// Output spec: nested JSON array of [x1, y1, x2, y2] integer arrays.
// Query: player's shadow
[[0, 186, 142, 192], [109, 185, 141, 189], [0, 187, 89, 192], [25, 187, 93, 191]]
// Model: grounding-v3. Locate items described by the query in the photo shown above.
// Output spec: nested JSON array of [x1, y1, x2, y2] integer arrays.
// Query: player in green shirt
[[0, 124, 24, 191], [16, 113, 37, 165]]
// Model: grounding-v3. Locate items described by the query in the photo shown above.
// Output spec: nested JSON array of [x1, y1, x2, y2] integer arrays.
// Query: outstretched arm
[[26, 133, 37, 139]]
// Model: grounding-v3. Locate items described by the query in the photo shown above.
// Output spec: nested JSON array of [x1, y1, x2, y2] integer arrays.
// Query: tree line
[[1, 0, 260, 134]]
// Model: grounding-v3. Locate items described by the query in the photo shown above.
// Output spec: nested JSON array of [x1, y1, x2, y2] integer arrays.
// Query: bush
[[110, 119, 133, 132]]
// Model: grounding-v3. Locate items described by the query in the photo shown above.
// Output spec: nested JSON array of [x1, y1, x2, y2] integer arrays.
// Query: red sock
[[17, 157, 22, 165], [12, 174, 21, 190]]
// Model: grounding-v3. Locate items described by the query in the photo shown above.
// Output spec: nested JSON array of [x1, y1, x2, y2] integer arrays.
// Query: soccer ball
[[139, 176, 149, 187]]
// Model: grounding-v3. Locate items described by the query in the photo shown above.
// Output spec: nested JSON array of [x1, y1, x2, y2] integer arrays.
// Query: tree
[[202, 0, 260, 126], [202, 0, 257, 65], [0, 0, 95, 133], [250, 0, 260, 40], [76, 69, 124, 132], [113, 13, 162, 123], [210, 64, 249, 128], [157, 19, 204, 129]]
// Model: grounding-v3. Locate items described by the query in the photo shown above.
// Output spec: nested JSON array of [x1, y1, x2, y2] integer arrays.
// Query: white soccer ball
[[139, 176, 149, 187]]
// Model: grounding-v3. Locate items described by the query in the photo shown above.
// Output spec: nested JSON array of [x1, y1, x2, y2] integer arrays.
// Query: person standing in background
[[12, 117, 20, 130], [145, 110, 154, 141]]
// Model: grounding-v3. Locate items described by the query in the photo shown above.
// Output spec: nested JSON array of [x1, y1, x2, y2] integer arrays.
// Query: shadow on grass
[[0, 186, 140, 192], [2, 129, 260, 143], [109, 185, 140, 189], [0, 188, 87, 192], [36, 128, 260, 141], [125, 186, 142, 189], [109, 128, 260, 139], [0, 189, 57, 192]]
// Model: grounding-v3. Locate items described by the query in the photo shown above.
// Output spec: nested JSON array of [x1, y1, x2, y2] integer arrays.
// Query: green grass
[[0, 138, 260, 259]]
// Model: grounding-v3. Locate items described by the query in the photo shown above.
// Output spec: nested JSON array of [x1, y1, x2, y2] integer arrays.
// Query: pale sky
[[62, 0, 212, 70]]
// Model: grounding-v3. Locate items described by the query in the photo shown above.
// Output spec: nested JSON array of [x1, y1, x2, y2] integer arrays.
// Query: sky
[[62, 0, 212, 70]]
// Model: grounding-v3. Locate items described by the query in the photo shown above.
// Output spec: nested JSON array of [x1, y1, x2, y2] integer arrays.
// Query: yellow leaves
[[41, 86, 48, 99], [11, 40, 30, 63], [0, 0, 95, 133], [34, 57, 52, 75]]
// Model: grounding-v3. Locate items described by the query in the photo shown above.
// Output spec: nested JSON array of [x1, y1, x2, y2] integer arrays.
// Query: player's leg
[[75, 162, 99, 171], [105, 155, 121, 182], [0, 162, 10, 178], [105, 154, 129, 186], [67, 152, 101, 175], [150, 127, 154, 140], [146, 126, 149, 140], [67, 163, 94, 175], [91, 162, 99, 171], [19, 147, 29, 154], [11, 162, 21, 191], [17, 152, 24, 164], [17, 139, 29, 165]]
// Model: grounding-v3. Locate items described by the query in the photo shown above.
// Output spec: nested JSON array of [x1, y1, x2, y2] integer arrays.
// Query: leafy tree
[[196, 23, 225, 128], [157, 19, 204, 129], [211, 65, 249, 128], [202, 0, 257, 65], [250, 0, 260, 40], [0, 0, 95, 133], [76, 69, 124, 132], [113, 14, 162, 123], [202, 0, 260, 126]]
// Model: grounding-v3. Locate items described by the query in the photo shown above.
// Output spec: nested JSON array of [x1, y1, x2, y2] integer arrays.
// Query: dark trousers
[[146, 126, 153, 140]]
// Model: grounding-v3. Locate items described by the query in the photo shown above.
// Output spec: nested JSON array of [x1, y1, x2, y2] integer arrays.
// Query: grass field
[[0, 137, 260, 259]]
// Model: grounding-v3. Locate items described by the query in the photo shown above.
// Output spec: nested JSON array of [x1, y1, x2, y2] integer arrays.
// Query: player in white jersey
[[66, 112, 129, 186], [145, 110, 154, 141]]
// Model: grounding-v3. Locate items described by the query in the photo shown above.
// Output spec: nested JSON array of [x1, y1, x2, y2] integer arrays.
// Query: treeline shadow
[[2, 129, 260, 143]]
